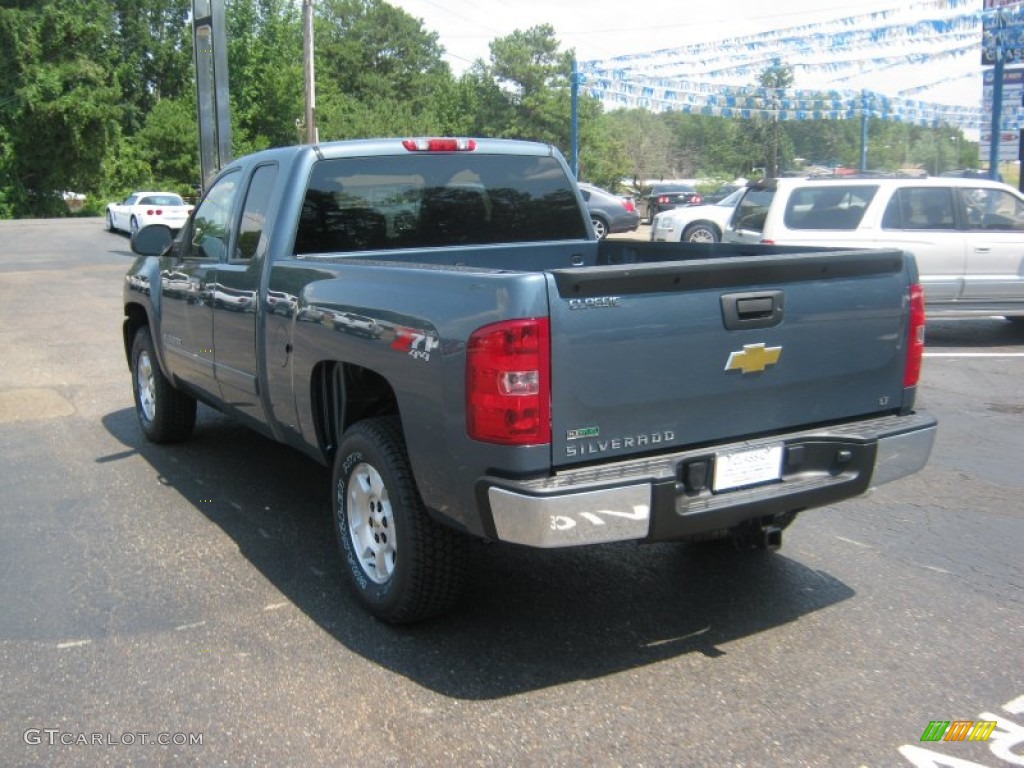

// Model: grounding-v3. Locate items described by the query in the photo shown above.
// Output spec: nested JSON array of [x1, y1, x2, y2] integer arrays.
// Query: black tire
[[682, 222, 720, 243], [333, 417, 466, 623], [130, 216, 139, 238], [591, 215, 609, 239], [130, 326, 197, 443], [106, 210, 116, 232]]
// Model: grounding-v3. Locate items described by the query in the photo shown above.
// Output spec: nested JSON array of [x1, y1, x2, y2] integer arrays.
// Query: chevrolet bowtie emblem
[[725, 343, 782, 374]]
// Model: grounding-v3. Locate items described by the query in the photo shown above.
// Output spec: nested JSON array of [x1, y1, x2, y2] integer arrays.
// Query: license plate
[[712, 445, 783, 492]]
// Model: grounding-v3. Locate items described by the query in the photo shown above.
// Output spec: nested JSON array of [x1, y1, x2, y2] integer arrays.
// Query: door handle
[[721, 290, 784, 330]]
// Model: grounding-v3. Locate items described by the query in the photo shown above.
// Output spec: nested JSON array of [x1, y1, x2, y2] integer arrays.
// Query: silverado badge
[[725, 343, 782, 374]]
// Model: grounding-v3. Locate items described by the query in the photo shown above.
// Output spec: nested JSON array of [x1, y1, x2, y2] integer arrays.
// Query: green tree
[[751, 60, 795, 177], [602, 109, 673, 185], [110, 0, 193, 135], [228, 0, 303, 150], [475, 24, 575, 146], [136, 96, 199, 189], [313, 0, 451, 140], [0, 0, 123, 216]]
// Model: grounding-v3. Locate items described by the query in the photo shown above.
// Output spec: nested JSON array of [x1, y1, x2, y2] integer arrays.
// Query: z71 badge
[[391, 328, 439, 361]]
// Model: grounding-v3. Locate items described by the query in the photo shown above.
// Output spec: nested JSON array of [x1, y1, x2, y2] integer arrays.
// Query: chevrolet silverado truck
[[122, 137, 937, 623]]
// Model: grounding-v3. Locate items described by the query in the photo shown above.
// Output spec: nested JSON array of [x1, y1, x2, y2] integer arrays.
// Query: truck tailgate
[[547, 247, 912, 468]]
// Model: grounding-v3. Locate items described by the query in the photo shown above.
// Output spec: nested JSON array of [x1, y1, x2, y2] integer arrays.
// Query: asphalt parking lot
[[1, 218, 1022, 767]]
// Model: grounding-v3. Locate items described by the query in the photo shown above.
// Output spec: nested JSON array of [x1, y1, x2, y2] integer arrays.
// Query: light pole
[[951, 135, 960, 169]]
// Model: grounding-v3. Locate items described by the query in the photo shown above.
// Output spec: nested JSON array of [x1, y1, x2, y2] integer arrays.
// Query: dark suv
[[642, 183, 702, 223]]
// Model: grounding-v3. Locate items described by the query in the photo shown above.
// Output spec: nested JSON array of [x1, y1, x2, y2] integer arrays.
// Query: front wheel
[[130, 326, 196, 443], [333, 417, 466, 623], [106, 211, 116, 232]]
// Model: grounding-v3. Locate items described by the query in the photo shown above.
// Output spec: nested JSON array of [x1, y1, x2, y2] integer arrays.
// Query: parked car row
[[723, 174, 1024, 321]]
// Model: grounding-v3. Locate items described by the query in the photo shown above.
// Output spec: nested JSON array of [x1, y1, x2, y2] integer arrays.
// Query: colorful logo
[[724, 343, 782, 374], [920, 720, 998, 742]]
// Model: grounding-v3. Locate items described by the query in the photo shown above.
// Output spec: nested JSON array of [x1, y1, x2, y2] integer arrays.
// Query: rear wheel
[[333, 417, 466, 623], [130, 216, 139, 238], [130, 326, 196, 443], [591, 215, 609, 239], [682, 223, 720, 243]]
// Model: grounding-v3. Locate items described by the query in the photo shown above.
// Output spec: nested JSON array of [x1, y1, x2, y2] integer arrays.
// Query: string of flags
[[577, 0, 1024, 131]]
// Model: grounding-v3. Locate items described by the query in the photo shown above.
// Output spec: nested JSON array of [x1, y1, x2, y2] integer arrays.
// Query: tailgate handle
[[721, 291, 784, 330]]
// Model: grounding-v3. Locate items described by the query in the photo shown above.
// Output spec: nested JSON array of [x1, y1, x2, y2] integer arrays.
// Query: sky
[[386, 0, 988, 110]]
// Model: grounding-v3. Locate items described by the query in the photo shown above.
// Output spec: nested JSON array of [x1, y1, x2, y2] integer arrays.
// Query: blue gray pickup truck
[[123, 137, 937, 623]]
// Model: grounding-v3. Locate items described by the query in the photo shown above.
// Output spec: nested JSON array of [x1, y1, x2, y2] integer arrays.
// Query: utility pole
[[303, 0, 317, 144], [192, 0, 231, 192]]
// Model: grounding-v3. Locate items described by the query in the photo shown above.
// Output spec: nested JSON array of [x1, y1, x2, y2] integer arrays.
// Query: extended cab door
[[210, 162, 278, 421], [159, 169, 242, 400]]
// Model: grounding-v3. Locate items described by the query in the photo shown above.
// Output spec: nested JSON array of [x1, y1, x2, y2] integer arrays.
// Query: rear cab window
[[295, 153, 588, 255]]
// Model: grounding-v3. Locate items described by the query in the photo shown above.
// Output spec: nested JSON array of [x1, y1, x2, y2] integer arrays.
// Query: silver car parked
[[578, 182, 640, 239]]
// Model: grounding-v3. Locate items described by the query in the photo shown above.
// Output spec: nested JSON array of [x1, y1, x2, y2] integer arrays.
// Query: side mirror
[[131, 224, 174, 256]]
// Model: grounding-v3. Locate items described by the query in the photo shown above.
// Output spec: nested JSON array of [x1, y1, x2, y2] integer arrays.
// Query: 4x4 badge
[[725, 343, 782, 374]]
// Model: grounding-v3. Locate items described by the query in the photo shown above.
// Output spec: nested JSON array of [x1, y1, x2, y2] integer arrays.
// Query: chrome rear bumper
[[483, 412, 937, 548]]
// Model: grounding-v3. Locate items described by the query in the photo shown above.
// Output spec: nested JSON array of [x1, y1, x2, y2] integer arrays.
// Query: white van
[[724, 175, 1024, 321]]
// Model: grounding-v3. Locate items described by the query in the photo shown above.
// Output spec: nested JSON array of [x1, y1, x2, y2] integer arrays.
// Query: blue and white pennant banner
[[578, 0, 1024, 131]]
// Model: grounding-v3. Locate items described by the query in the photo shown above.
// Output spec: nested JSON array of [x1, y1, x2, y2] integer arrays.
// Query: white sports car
[[105, 191, 193, 236]]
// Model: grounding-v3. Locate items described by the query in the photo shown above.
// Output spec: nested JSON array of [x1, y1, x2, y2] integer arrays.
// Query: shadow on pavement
[[102, 405, 854, 700], [925, 316, 1024, 347]]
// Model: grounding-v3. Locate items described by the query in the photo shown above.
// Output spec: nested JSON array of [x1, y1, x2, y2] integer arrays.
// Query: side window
[[783, 185, 877, 230], [961, 187, 1024, 231], [186, 170, 240, 260], [883, 187, 954, 230], [235, 164, 278, 260]]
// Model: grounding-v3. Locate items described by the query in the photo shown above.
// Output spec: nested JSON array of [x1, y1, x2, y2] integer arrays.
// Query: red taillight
[[402, 138, 476, 152], [691, 194, 703, 204], [622, 199, 636, 212], [904, 283, 926, 387], [146, 209, 154, 215], [657, 195, 670, 204], [467, 318, 550, 445]]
